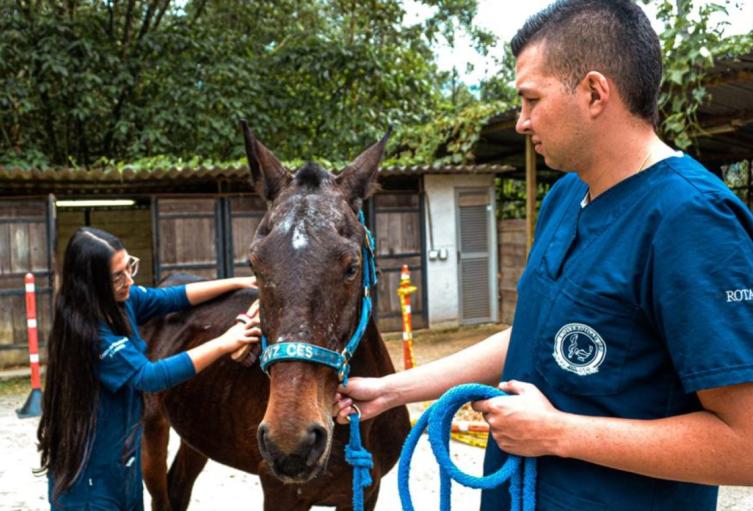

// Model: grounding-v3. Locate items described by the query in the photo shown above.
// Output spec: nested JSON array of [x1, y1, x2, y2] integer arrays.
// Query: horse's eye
[[344, 264, 358, 280], [256, 224, 270, 237]]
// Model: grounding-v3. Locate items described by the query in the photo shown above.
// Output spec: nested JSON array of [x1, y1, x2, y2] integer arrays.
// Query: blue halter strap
[[398, 384, 537, 511], [258, 210, 376, 384]]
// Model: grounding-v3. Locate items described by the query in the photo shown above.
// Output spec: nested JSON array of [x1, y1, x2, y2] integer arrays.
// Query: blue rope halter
[[257, 209, 377, 511], [398, 384, 537, 511]]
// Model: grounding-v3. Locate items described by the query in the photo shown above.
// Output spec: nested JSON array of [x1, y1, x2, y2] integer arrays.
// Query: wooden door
[[152, 197, 222, 281], [373, 192, 427, 332], [0, 197, 55, 365]]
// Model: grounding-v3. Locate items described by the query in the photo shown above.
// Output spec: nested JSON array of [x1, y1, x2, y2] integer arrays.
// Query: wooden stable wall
[[0, 186, 428, 368], [0, 199, 54, 367], [498, 218, 527, 325], [57, 207, 154, 287]]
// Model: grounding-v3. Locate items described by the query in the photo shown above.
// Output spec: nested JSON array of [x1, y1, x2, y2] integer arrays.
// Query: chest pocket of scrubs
[[535, 279, 640, 396]]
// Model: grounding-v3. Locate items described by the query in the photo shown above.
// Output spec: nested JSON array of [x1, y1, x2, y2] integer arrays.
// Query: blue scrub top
[[49, 285, 193, 510], [482, 154, 753, 510]]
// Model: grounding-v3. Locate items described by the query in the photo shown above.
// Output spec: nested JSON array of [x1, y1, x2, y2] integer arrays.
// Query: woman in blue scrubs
[[335, 1, 753, 509], [37, 227, 260, 510]]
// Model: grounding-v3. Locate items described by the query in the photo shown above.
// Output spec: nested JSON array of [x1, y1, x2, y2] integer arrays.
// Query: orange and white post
[[17, 273, 43, 418], [397, 264, 417, 370]]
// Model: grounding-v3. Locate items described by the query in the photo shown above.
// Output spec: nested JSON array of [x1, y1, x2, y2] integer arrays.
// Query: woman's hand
[[333, 377, 396, 424], [236, 276, 257, 290], [217, 317, 261, 354]]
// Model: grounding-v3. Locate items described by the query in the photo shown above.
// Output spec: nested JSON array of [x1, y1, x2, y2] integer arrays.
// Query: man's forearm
[[382, 328, 510, 409], [557, 409, 753, 486]]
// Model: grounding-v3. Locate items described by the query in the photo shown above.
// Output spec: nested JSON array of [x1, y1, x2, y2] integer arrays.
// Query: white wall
[[423, 174, 497, 327]]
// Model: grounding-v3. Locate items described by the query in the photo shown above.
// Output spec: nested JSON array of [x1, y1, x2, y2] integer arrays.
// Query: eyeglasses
[[112, 255, 140, 290]]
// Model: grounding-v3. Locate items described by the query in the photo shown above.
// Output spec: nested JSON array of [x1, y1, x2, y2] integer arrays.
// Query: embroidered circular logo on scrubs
[[552, 323, 607, 376]]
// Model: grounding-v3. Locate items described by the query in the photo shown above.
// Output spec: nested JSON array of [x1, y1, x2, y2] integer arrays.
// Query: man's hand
[[333, 377, 395, 424], [472, 380, 567, 457]]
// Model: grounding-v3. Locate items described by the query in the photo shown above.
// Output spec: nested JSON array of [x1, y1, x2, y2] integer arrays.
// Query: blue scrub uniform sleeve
[[651, 193, 753, 393], [98, 330, 196, 393], [127, 352, 196, 392], [129, 284, 191, 325]]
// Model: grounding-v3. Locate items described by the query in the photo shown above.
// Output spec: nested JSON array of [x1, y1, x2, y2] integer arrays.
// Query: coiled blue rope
[[398, 384, 537, 511], [345, 412, 373, 511]]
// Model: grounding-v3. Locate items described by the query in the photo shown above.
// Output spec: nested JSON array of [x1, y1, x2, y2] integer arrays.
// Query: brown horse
[[140, 126, 411, 510]]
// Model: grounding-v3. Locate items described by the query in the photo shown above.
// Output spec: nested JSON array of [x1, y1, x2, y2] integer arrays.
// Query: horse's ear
[[240, 119, 290, 202], [336, 128, 391, 210]]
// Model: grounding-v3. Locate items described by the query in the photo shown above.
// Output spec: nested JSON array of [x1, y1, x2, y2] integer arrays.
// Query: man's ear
[[336, 128, 391, 210], [583, 71, 610, 118], [240, 119, 290, 203]]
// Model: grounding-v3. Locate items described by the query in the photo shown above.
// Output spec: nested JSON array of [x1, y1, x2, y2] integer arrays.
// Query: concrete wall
[[423, 174, 497, 328]]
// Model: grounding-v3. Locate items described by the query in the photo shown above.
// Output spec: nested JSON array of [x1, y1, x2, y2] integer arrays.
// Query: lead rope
[[345, 411, 374, 511], [345, 210, 377, 511], [398, 384, 537, 511]]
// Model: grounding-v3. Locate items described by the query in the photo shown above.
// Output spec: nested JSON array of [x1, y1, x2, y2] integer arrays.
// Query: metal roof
[[694, 50, 753, 168], [0, 163, 514, 196]]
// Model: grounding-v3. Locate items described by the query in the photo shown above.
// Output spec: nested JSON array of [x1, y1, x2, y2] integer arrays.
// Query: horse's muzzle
[[257, 422, 330, 482]]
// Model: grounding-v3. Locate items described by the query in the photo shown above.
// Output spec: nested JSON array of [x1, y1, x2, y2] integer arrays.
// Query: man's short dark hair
[[511, 0, 662, 125]]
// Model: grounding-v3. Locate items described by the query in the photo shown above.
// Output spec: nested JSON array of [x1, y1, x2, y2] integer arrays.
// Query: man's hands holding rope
[[472, 380, 567, 458], [334, 377, 568, 458]]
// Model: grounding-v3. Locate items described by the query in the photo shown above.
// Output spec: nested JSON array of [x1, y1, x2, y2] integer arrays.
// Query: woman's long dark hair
[[36, 227, 133, 502]]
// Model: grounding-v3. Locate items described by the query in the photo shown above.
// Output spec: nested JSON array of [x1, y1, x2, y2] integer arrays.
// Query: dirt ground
[[1, 325, 752, 510]]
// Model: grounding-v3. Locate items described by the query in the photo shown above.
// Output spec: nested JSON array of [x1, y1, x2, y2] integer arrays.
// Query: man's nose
[[515, 111, 531, 135]]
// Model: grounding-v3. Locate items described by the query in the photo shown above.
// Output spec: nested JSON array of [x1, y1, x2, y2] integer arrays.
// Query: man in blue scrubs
[[334, 0, 753, 509]]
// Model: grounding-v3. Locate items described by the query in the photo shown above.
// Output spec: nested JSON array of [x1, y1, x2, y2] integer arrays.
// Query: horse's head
[[240, 121, 387, 482]]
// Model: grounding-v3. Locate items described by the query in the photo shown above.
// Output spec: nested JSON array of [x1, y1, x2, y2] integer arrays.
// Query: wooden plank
[[525, 135, 537, 254], [375, 193, 418, 209], [159, 198, 215, 214], [232, 217, 259, 262], [0, 223, 10, 276], [10, 223, 30, 273], [159, 219, 177, 265], [230, 196, 265, 212], [0, 296, 13, 345], [197, 218, 216, 263], [0, 201, 46, 218], [29, 222, 48, 272]]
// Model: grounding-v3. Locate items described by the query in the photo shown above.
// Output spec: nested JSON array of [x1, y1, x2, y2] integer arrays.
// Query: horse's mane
[[294, 163, 331, 190]]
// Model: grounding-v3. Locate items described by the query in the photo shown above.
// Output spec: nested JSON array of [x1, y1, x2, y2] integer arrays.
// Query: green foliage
[[496, 177, 552, 220], [0, 0, 491, 168], [387, 99, 511, 167], [649, 0, 753, 150]]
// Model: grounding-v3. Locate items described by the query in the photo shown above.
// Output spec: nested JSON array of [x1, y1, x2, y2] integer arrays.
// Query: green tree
[[645, 0, 753, 149], [0, 0, 492, 168]]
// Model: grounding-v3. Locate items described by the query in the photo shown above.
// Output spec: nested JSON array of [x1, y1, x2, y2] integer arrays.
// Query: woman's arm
[[129, 319, 261, 392], [185, 277, 256, 306]]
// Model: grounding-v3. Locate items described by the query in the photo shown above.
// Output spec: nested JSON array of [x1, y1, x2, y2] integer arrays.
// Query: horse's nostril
[[304, 424, 328, 467], [257, 424, 271, 458]]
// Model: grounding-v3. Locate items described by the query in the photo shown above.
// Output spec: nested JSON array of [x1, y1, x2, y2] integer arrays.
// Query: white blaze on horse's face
[[291, 223, 308, 250]]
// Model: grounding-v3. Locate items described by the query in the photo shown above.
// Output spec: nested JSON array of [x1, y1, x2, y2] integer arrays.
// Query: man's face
[[514, 42, 587, 171]]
